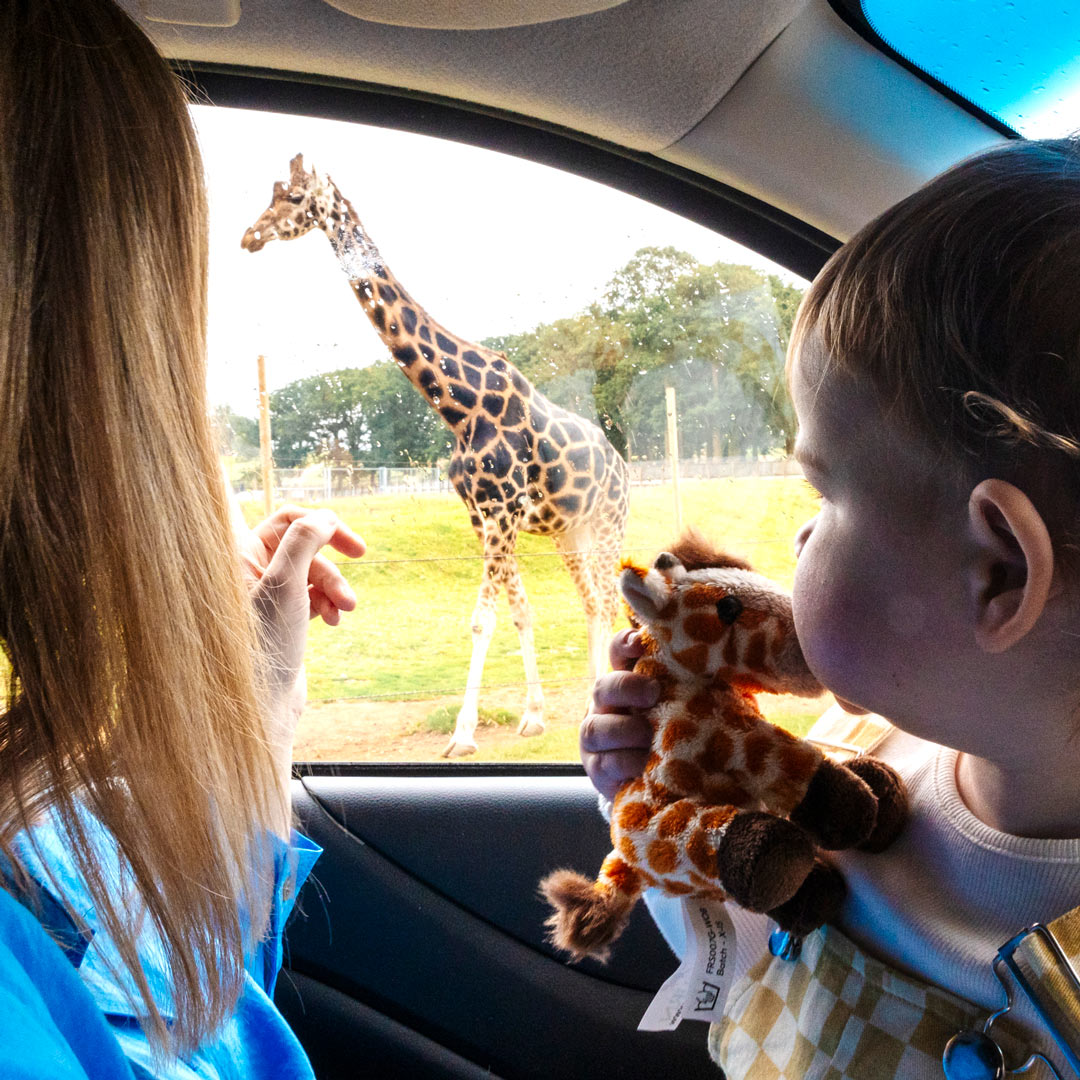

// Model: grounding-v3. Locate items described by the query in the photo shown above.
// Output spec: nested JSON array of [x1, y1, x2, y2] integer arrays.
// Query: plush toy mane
[[666, 527, 751, 572]]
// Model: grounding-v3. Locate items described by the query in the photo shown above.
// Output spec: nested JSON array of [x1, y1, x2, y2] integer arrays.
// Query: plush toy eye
[[716, 596, 743, 624]]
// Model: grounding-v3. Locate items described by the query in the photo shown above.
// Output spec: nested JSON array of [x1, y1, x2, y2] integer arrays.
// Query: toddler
[[583, 136, 1080, 1079]]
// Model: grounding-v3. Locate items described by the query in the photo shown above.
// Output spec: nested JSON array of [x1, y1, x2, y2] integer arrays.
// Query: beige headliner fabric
[[320, 0, 632, 31], [122, 0, 809, 152]]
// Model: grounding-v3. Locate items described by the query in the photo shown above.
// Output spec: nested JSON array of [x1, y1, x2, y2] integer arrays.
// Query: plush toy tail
[[539, 867, 637, 963]]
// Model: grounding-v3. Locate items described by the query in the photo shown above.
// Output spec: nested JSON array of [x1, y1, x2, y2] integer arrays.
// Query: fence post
[[257, 354, 273, 517], [665, 386, 682, 535]]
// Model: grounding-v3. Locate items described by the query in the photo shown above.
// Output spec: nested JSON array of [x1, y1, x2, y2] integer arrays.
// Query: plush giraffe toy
[[541, 531, 907, 962]]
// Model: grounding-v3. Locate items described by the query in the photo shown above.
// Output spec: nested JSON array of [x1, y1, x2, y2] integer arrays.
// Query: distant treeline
[[214, 247, 803, 470]]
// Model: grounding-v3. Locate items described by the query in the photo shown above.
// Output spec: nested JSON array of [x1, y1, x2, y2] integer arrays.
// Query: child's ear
[[967, 478, 1055, 653]]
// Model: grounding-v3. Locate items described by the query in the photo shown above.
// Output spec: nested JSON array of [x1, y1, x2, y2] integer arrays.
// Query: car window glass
[[196, 104, 823, 764], [860, 0, 1080, 136]]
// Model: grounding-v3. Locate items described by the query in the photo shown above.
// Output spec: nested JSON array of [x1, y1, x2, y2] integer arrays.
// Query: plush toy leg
[[765, 858, 846, 938], [714, 810, 816, 913], [845, 756, 908, 853], [789, 758, 878, 850], [539, 861, 638, 963]]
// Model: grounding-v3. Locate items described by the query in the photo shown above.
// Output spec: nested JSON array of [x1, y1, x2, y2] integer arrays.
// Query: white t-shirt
[[644, 723, 1080, 1073]]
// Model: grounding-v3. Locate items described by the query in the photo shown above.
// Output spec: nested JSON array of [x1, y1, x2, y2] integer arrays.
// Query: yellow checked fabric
[[710, 708, 1023, 1079], [804, 709, 895, 764], [1010, 911, 1080, 1064], [710, 925, 1028, 1080]]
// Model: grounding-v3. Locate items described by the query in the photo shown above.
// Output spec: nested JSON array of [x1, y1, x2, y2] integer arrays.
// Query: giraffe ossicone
[[540, 530, 908, 963], [242, 154, 630, 756]]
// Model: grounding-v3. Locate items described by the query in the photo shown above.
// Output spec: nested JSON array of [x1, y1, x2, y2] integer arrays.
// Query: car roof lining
[[125, 0, 809, 152], [188, 64, 839, 280], [129, 0, 1008, 244]]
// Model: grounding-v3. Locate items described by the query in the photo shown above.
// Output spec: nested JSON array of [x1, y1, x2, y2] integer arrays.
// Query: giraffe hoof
[[441, 737, 478, 758], [517, 716, 545, 738]]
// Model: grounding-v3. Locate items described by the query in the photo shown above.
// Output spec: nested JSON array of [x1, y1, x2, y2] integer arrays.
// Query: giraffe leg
[[765, 858, 847, 937], [588, 528, 623, 678], [555, 527, 607, 712], [443, 522, 505, 758], [443, 582, 498, 758], [503, 562, 545, 737]]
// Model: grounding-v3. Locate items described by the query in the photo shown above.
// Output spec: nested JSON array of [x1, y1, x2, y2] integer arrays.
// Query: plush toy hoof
[[845, 756, 908, 853], [766, 859, 846, 938], [790, 758, 877, 850], [716, 811, 816, 913]]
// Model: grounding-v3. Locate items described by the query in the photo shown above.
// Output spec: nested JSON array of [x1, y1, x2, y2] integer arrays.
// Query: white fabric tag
[[638, 899, 737, 1031]]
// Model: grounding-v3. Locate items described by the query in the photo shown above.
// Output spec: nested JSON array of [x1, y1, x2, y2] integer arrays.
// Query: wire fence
[[232, 457, 807, 709], [233, 456, 802, 503]]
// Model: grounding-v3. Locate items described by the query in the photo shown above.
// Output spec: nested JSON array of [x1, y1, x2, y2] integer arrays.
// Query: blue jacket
[[0, 807, 321, 1079]]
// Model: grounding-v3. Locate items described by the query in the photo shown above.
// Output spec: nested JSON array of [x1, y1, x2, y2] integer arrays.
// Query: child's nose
[[794, 515, 818, 558]]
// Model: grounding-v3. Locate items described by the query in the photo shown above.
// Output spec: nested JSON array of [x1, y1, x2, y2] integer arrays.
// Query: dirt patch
[[293, 683, 589, 762]]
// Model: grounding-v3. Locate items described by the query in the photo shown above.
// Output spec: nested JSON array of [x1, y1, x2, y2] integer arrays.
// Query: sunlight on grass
[[422, 704, 517, 734], [242, 473, 826, 761]]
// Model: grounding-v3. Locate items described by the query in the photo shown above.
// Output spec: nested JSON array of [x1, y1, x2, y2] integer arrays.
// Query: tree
[[267, 249, 805, 470], [270, 363, 452, 468], [210, 404, 259, 459], [491, 247, 804, 460]]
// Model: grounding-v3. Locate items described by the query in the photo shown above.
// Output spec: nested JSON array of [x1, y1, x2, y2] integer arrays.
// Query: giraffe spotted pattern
[[540, 533, 907, 962], [242, 155, 630, 756]]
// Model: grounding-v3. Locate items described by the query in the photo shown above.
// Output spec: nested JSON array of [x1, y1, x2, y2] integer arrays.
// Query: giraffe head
[[240, 153, 339, 252], [619, 540, 823, 697]]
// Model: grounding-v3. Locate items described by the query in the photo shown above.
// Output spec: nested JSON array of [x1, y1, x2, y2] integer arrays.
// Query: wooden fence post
[[665, 385, 682, 535], [257, 354, 273, 517]]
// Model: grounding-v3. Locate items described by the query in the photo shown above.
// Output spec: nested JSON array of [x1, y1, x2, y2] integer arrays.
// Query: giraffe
[[540, 532, 907, 962], [241, 155, 630, 757]]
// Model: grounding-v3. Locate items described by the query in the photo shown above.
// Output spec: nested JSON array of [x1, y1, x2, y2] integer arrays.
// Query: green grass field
[[246, 474, 827, 759]]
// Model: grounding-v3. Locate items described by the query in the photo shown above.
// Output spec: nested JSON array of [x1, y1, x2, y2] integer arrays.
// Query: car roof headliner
[[125, 0, 1006, 242]]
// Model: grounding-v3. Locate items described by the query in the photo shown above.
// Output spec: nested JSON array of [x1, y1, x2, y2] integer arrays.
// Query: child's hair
[[792, 137, 1080, 545], [0, 0, 284, 1058]]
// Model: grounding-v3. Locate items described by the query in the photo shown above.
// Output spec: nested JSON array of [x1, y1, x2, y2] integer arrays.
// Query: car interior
[[120, 0, 1061, 1075]]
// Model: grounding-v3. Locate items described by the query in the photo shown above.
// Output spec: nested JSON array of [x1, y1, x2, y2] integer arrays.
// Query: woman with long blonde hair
[[0, 2, 364, 1076]]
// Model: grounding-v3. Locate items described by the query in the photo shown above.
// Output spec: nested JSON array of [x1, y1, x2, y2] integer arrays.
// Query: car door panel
[[279, 773, 718, 1078]]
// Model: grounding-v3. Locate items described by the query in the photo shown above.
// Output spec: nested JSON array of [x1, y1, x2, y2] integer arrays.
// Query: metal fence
[[233, 457, 801, 503], [627, 457, 800, 485]]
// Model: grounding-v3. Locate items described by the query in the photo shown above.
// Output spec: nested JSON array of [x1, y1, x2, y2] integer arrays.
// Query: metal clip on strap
[[943, 921, 1080, 1080], [999, 923, 1080, 1076]]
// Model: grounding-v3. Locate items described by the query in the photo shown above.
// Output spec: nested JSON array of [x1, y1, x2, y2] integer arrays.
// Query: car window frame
[[187, 66, 837, 780]]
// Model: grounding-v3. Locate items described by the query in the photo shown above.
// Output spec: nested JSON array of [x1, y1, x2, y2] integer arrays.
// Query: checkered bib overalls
[[708, 712, 1032, 1080], [709, 921, 1033, 1079]]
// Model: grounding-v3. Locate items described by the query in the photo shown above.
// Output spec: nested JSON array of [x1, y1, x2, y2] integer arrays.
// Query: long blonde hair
[[0, 0, 286, 1055]]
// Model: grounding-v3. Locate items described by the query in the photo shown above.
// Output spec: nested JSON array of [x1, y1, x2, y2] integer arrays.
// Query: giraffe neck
[[318, 184, 525, 437]]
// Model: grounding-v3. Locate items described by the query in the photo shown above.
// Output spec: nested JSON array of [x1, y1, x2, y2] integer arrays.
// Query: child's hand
[[240, 506, 366, 767], [580, 629, 659, 802]]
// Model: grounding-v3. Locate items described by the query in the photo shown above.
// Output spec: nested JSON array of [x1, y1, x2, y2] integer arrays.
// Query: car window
[[196, 104, 823, 765], [858, 0, 1080, 136]]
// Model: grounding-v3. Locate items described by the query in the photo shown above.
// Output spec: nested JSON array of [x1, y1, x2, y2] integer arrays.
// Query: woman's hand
[[238, 504, 366, 746], [580, 629, 659, 802]]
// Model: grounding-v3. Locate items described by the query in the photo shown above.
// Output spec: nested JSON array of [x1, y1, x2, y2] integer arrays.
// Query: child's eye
[[803, 479, 823, 501]]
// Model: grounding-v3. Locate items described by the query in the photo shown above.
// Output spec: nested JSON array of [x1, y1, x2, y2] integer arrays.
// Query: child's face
[[788, 330, 980, 741]]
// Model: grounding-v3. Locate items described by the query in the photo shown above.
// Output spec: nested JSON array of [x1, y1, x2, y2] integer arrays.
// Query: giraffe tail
[[539, 864, 638, 964]]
